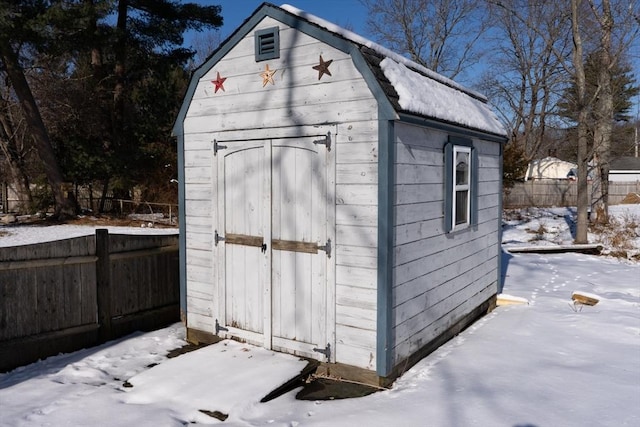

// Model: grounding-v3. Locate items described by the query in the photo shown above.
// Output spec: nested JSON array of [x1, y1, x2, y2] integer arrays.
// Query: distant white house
[[525, 157, 577, 181], [609, 157, 640, 182]]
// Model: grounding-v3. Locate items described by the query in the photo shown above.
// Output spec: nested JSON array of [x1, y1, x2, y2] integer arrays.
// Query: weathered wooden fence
[[504, 181, 640, 208], [0, 230, 179, 372]]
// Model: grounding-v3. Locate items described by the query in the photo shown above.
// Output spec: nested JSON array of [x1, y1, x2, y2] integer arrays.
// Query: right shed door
[[216, 134, 333, 361]]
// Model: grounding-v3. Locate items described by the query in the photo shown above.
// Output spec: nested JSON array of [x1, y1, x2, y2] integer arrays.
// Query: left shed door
[[217, 140, 269, 343], [215, 133, 334, 358]]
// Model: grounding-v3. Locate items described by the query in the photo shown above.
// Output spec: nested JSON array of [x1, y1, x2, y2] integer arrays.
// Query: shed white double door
[[215, 134, 333, 360]]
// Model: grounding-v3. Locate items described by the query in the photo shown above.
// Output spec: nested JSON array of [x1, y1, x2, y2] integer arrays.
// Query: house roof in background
[[611, 157, 640, 171]]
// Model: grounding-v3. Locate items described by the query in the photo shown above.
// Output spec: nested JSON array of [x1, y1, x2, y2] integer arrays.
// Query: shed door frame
[[212, 127, 336, 361]]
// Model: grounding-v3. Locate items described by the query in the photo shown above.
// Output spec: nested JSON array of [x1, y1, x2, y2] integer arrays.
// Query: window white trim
[[444, 136, 477, 233], [452, 146, 471, 230]]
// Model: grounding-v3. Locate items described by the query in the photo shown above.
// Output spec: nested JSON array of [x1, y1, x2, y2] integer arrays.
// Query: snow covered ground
[[0, 221, 178, 247], [1, 206, 639, 426], [502, 204, 640, 260]]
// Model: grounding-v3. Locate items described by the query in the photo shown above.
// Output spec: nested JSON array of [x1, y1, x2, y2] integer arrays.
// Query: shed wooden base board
[[186, 327, 224, 346], [184, 295, 496, 389], [315, 362, 385, 388], [381, 295, 497, 387]]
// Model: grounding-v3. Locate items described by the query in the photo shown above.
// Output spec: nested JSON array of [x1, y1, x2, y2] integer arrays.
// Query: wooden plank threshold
[[505, 244, 603, 255]]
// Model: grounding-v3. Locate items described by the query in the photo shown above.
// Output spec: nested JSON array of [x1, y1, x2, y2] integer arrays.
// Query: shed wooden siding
[[335, 120, 380, 370], [391, 123, 500, 365], [181, 16, 381, 368], [183, 131, 215, 334]]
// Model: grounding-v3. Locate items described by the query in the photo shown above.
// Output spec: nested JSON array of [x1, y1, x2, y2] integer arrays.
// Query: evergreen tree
[[78, 0, 222, 210], [0, 0, 81, 217], [0, 0, 223, 215], [557, 52, 640, 150]]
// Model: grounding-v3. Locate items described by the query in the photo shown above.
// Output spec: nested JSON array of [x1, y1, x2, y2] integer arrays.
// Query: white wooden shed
[[173, 3, 507, 385]]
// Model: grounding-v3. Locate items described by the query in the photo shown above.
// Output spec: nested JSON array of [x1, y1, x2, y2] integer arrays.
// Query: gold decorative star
[[312, 55, 333, 80], [212, 71, 226, 93], [260, 64, 276, 87]]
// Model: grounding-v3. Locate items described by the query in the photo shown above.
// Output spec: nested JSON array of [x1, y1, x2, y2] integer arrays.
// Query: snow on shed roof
[[281, 4, 506, 137]]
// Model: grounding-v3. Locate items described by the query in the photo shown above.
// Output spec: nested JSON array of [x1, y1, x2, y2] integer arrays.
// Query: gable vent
[[255, 27, 280, 61]]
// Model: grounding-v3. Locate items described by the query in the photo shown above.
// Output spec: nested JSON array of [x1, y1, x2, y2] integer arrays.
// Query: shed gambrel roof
[[173, 2, 506, 140]]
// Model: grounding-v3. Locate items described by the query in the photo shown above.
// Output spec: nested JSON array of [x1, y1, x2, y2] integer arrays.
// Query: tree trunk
[[98, 177, 109, 213], [113, 0, 128, 148], [571, 0, 589, 244], [591, 0, 614, 224], [0, 38, 76, 218], [87, 0, 105, 81], [89, 182, 94, 212], [575, 112, 590, 244], [0, 109, 33, 211]]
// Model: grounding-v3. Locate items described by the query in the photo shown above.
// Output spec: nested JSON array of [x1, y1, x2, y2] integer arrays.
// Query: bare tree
[[361, 0, 488, 82], [484, 0, 638, 242], [590, 0, 614, 224], [571, 0, 590, 244], [189, 30, 223, 69], [588, 0, 639, 223], [483, 0, 571, 163]]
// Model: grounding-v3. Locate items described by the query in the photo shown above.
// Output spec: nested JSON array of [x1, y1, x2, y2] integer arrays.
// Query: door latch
[[261, 243, 267, 253]]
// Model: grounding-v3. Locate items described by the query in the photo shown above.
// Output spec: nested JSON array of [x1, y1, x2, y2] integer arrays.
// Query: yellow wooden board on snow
[[571, 292, 600, 306], [497, 294, 529, 306]]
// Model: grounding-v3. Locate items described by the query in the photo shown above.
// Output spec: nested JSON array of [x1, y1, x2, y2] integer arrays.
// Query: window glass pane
[[455, 151, 469, 185], [455, 190, 468, 225]]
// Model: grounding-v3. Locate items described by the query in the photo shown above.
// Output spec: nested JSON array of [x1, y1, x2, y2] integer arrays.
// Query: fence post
[[96, 229, 112, 342]]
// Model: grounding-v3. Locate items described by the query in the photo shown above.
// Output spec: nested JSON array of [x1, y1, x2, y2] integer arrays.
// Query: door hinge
[[313, 132, 331, 151], [214, 230, 225, 246], [317, 238, 331, 258], [215, 319, 229, 335], [213, 140, 227, 156], [313, 343, 331, 362]]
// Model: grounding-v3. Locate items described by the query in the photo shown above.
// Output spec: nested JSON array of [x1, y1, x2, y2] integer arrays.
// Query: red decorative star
[[312, 55, 333, 80], [212, 71, 227, 93]]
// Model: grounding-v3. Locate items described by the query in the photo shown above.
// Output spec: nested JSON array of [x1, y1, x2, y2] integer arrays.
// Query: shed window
[[454, 147, 471, 226], [255, 27, 280, 61], [444, 136, 478, 232]]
